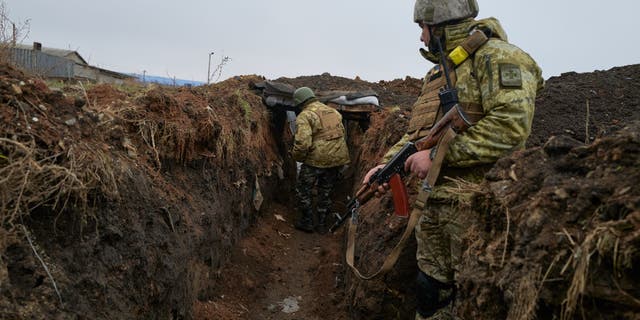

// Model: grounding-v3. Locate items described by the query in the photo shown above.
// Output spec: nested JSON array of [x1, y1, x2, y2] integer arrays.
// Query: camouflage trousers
[[415, 200, 471, 284], [295, 164, 340, 216], [414, 166, 489, 319], [413, 200, 471, 320]]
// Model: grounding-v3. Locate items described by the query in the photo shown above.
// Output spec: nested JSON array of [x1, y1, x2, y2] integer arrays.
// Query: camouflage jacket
[[292, 100, 350, 168], [383, 17, 544, 167]]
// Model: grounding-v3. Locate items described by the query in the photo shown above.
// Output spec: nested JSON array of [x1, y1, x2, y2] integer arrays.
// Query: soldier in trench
[[362, 0, 544, 318], [291, 87, 350, 234]]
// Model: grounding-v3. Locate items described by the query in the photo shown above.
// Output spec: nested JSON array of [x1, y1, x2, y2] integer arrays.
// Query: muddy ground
[[0, 62, 639, 320]]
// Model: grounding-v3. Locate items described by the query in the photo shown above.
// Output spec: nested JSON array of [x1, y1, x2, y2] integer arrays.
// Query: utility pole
[[142, 70, 146, 84], [12, 23, 16, 45], [207, 52, 215, 84]]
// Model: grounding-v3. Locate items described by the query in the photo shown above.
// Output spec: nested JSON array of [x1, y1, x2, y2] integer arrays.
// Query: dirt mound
[[456, 123, 640, 319], [0, 64, 292, 319], [529, 65, 640, 147]]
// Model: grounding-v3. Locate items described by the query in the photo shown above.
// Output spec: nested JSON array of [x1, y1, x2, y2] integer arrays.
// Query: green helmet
[[293, 87, 316, 106], [413, 0, 479, 25]]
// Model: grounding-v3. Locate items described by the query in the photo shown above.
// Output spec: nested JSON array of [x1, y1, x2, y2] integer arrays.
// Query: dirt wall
[[0, 67, 295, 319]]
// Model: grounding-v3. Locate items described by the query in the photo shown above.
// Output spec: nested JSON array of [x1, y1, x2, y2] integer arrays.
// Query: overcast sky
[[7, 0, 640, 83]]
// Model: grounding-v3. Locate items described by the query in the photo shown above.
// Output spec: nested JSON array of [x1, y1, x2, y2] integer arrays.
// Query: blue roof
[[129, 73, 205, 87]]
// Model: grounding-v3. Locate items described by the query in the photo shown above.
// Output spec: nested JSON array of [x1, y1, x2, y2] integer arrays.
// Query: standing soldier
[[363, 0, 544, 318], [292, 87, 350, 234]]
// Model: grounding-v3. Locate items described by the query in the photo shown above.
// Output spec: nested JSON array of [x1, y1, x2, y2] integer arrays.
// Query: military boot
[[416, 272, 456, 319], [315, 210, 328, 234], [294, 209, 314, 233]]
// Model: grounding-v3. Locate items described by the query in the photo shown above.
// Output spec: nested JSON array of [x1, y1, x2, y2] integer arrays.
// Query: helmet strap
[[426, 26, 443, 57]]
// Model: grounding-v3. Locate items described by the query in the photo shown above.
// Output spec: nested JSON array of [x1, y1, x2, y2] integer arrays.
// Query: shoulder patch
[[499, 63, 522, 88]]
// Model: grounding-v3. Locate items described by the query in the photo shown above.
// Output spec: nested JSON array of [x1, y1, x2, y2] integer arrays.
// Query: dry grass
[[507, 268, 540, 320], [101, 88, 212, 166], [79, 84, 231, 169], [0, 136, 120, 248], [561, 227, 601, 320], [560, 215, 637, 320], [133, 115, 201, 166], [440, 176, 485, 206], [0, 138, 86, 223]]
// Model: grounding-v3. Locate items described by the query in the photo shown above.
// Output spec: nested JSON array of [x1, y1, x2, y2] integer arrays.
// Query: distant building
[[9, 42, 135, 85]]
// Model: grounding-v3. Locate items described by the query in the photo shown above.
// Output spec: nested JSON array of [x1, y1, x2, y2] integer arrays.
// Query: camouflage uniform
[[292, 100, 350, 233], [381, 17, 543, 319]]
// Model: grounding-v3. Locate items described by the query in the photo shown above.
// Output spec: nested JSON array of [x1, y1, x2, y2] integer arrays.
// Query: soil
[[0, 61, 638, 320]]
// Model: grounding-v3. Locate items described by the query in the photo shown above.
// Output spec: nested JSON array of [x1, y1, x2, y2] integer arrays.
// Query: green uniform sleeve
[[446, 45, 543, 167]]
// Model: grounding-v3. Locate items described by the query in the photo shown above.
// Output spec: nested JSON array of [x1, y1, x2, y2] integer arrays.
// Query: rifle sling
[[346, 127, 457, 280]]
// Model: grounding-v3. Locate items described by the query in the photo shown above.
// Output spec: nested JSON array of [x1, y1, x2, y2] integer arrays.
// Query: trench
[[1, 71, 421, 320], [4, 64, 640, 320], [190, 118, 367, 320]]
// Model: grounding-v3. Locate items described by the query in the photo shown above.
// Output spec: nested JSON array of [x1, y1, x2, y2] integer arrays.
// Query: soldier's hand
[[363, 164, 390, 198], [374, 182, 390, 198], [405, 150, 432, 179], [363, 164, 385, 184]]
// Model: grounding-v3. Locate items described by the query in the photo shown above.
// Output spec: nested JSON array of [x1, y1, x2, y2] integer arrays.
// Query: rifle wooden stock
[[353, 183, 376, 206], [414, 104, 473, 151]]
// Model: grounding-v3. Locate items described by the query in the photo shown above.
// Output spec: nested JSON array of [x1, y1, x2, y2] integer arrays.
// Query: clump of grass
[[0, 136, 120, 249]]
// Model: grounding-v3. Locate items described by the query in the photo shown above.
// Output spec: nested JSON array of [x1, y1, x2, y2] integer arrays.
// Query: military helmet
[[293, 87, 316, 105], [413, 0, 479, 25]]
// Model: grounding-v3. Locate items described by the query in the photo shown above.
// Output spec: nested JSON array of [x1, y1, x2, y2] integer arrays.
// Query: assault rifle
[[329, 103, 473, 233]]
